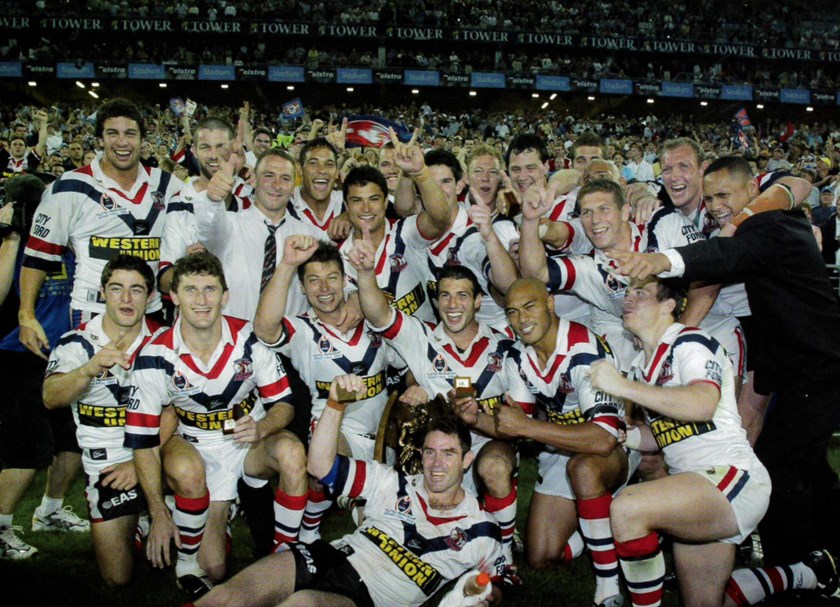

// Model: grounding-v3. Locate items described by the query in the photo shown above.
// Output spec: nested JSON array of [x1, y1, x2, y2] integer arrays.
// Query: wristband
[[624, 426, 642, 450], [409, 166, 431, 183], [326, 398, 347, 412]]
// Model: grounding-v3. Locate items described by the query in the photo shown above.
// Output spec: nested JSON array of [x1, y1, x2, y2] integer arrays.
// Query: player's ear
[[462, 449, 475, 472]]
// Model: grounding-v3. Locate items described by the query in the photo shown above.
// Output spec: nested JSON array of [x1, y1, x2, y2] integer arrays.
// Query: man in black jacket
[[609, 156, 840, 567]]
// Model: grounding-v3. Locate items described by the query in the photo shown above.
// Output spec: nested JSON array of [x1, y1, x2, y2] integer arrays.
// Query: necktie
[[261, 224, 278, 293]]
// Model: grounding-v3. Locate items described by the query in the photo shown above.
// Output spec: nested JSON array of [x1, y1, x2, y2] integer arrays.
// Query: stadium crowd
[[0, 90, 839, 607]]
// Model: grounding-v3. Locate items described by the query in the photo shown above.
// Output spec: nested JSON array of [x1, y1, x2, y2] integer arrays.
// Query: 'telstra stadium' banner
[[6, 60, 840, 107]]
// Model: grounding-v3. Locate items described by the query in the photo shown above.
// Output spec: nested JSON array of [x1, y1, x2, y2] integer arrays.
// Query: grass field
[[3, 443, 839, 607]]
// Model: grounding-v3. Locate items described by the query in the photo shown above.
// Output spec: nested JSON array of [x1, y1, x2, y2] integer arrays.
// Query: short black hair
[[171, 251, 228, 293], [654, 278, 688, 321], [704, 156, 753, 181], [299, 137, 338, 166], [253, 127, 273, 140], [194, 117, 235, 140], [297, 241, 344, 282], [101, 255, 155, 295], [505, 133, 548, 166], [424, 148, 462, 182], [424, 415, 472, 457], [571, 131, 606, 160], [342, 166, 388, 201], [95, 98, 146, 140], [577, 178, 625, 209], [437, 265, 481, 298]]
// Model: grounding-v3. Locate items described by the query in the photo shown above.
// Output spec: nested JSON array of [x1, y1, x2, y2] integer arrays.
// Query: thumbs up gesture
[[206, 153, 241, 203]]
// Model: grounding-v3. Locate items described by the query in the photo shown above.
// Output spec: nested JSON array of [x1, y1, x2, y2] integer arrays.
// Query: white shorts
[[195, 438, 266, 502], [535, 448, 640, 500], [81, 445, 133, 476], [692, 460, 771, 545]]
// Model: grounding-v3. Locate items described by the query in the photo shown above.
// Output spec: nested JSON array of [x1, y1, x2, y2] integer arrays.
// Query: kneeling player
[[125, 253, 307, 598], [43, 256, 164, 585], [590, 278, 770, 607], [491, 278, 633, 607]]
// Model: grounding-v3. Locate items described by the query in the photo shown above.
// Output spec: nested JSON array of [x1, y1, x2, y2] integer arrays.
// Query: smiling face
[[421, 430, 471, 495], [254, 155, 296, 216], [504, 279, 555, 347], [508, 149, 548, 194], [301, 260, 344, 317], [301, 145, 338, 204], [437, 276, 480, 335], [346, 182, 388, 238], [661, 145, 705, 214], [253, 132, 272, 154], [428, 164, 459, 207], [171, 272, 228, 331], [99, 116, 141, 174], [101, 269, 150, 330], [703, 169, 756, 228], [578, 190, 630, 252]]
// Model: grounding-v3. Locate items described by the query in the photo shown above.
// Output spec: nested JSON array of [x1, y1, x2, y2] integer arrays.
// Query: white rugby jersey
[[628, 323, 755, 473], [47, 314, 160, 456], [266, 312, 404, 436], [22, 155, 186, 314], [341, 217, 436, 323], [124, 316, 291, 449], [506, 319, 622, 454], [547, 209, 702, 368], [424, 207, 516, 330], [375, 310, 532, 415], [287, 187, 345, 236], [322, 456, 507, 607], [158, 176, 252, 281]]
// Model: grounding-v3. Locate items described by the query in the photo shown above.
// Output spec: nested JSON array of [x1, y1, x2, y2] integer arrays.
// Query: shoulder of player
[[671, 325, 720, 355]]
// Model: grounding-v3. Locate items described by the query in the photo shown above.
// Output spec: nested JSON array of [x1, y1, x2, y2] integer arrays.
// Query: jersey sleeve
[[318, 454, 394, 500], [373, 309, 432, 380], [123, 349, 171, 449], [46, 331, 92, 377], [159, 199, 197, 281], [672, 333, 724, 393], [253, 341, 292, 406], [22, 179, 71, 273], [401, 214, 436, 249]]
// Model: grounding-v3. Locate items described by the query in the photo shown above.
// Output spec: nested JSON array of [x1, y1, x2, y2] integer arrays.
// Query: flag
[[779, 121, 796, 142], [733, 127, 751, 152], [282, 98, 305, 120], [345, 115, 412, 148], [734, 108, 751, 128]]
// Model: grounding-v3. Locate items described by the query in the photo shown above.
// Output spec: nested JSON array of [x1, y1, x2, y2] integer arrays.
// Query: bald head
[[505, 278, 550, 306], [582, 159, 621, 185]]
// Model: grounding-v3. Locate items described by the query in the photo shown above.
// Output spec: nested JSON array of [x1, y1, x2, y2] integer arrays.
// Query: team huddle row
[[17, 98, 838, 607]]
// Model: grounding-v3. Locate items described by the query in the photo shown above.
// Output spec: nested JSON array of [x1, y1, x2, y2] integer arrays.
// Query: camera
[[0, 173, 52, 238]]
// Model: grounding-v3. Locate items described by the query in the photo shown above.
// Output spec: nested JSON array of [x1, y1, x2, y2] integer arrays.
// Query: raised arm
[[307, 374, 365, 479], [518, 180, 561, 284], [346, 227, 393, 328], [254, 235, 319, 344]]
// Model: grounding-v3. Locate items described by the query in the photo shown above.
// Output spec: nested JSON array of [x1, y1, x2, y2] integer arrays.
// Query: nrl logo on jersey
[[314, 335, 342, 360], [96, 192, 128, 218], [233, 358, 253, 381], [169, 371, 200, 396], [384, 494, 415, 523]]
